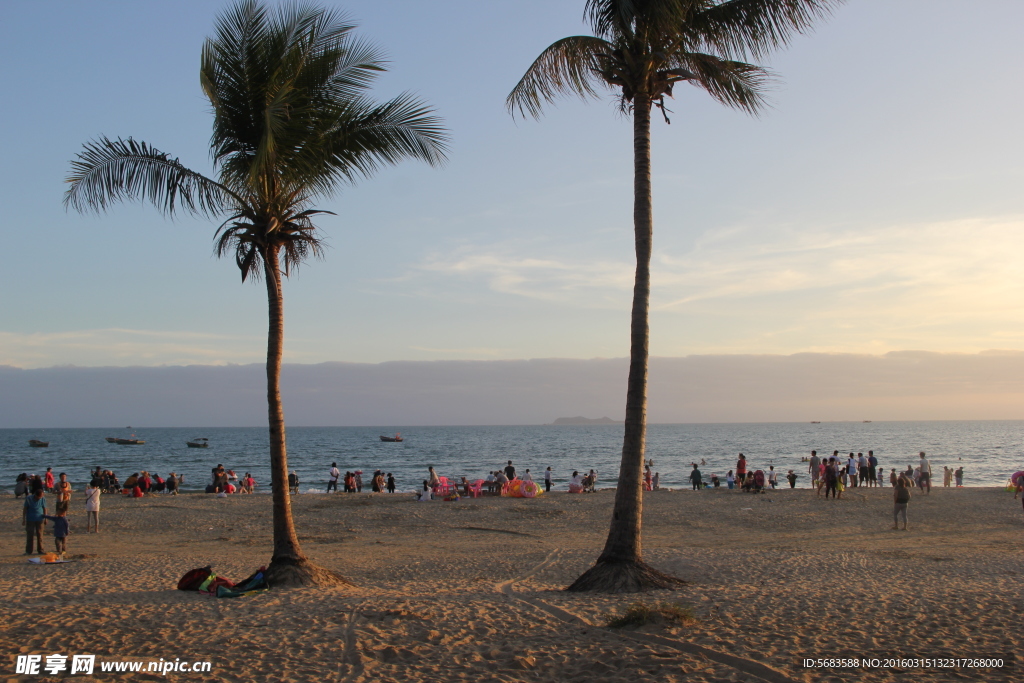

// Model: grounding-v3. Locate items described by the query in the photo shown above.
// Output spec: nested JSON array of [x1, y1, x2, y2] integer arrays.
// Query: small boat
[[810, 421, 821, 424], [115, 438, 145, 445], [379, 433, 403, 442], [862, 420, 872, 423], [105, 437, 118, 443], [187, 438, 209, 448], [28, 440, 49, 447]]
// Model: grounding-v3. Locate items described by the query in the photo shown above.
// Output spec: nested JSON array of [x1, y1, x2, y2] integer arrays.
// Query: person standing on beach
[[354, 471, 363, 493], [504, 460, 517, 481], [689, 464, 702, 491], [786, 470, 797, 488], [767, 465, 778, 489], [808, 451, 820, 488], [386, 473, 396, 493], [857, 453, 868, 487], [918, 452, 932, 494], [846, 453, 858, 488], [23, 488, 46, 554], [955, 467, 964, 487], [736, 454, 747, 482], [823, 458, 839, 499], [653, 471, 660, 490], [85, 479, 100, 533], [327, 463, 340, 493], [544, 467, 553, 493], [43, 507, 70, 557], [523, 469, 533, 481], [893, 477, 911, 530], [56, 473, 72, 508], [726, 470, 735, 489], [868, 451, 878, 488]]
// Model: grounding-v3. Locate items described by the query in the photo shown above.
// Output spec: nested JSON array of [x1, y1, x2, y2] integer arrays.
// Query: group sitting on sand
[[204, 464, 255, 495]]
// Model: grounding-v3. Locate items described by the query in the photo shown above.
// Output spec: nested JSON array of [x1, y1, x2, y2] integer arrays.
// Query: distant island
[[547, 416, 619, 425]]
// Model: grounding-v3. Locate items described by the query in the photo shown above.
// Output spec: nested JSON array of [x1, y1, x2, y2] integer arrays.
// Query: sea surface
[[2, 421, 1022, 494]]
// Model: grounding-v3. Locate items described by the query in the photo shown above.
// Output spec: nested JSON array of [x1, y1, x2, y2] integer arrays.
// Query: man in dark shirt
[[504, 460, 516, 481]]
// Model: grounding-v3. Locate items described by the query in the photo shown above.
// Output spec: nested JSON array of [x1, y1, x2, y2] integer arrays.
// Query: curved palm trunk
[[262, 244, 349, 588], [568, 93, 682, 593], [264, 245, 304, 564]]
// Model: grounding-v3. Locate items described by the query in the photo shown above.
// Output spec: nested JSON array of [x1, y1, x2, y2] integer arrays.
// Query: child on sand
[[387, 473, 396, 493], [43, 507, 70, 557], [786, 470, 797, 488]]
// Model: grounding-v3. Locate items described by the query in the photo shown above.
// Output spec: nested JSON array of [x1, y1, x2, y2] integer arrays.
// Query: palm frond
[[585, 0, 688, 38], [691, 0, 845, 61], [291, 92, 448, 195], [64, 136, 236, 216], [507, 35, 615, 119], [674, 51, 771, 114]]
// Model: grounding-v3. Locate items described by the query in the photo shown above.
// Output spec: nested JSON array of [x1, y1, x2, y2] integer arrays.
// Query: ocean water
[[2, 421, 1022, 493]]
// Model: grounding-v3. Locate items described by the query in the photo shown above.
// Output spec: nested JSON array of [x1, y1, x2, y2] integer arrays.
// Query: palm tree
[[65, 0, 447, 586], [508, 0, 840, 592]]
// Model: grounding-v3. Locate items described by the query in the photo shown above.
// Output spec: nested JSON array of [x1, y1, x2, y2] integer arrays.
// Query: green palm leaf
[[64, 136, 237, 217], [507, 36, 615, 119]]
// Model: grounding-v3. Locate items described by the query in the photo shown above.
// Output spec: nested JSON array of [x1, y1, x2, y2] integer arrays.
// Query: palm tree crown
[[67, 0, 447, 282], [509, 0, 838, 120]]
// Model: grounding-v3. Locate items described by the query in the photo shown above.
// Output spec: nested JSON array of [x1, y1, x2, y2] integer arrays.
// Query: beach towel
[[215, 568, 268, 598], [27, 556, 72, 564]]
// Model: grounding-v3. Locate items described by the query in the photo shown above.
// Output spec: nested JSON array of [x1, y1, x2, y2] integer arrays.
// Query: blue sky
[[2, 0, 1023, 368]]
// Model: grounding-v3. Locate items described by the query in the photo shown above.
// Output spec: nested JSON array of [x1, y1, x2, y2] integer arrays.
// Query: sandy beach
[[2, 485, 1020, 682]]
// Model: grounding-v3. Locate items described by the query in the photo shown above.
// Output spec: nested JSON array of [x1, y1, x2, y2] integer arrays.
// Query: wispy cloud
[[405, 215, 1024, 354], [418, 246, 634, 306]]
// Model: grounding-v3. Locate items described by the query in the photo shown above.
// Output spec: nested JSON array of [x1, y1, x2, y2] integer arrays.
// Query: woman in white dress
[[85, 480, 101, 532]]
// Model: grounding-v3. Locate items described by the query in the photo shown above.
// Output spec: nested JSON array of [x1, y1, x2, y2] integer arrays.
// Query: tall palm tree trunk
[[568, 93, 682, 593], [264, 244, 304, 563], [262, 244, 349, 587]]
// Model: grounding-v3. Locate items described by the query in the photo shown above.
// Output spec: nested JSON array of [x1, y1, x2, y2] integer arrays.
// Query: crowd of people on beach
[[324, 464, 397, 494], [408, 460, 602, 501]]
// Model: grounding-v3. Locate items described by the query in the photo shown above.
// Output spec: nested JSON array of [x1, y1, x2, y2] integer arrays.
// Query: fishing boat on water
[[28, 440, 49, 447], [116, 438, 145, 445], [104, 437, 118, 443], [187, 438, 209, 448], [379, 433, 403, 442]]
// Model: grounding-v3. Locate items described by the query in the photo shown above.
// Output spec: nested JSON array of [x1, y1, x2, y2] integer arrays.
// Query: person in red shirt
[[736, 454, 747, 480]]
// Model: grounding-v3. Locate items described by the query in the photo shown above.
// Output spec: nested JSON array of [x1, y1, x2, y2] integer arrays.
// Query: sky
[[1, 2, 1023, 383]]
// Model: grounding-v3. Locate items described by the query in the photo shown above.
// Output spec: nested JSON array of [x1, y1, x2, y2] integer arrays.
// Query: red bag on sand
[[177, 567, 213, 591]]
